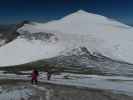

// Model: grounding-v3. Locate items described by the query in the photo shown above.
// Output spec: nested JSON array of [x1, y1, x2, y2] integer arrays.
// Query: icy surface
[[0, 71, 133, 96], [0, 86, 33, 100]]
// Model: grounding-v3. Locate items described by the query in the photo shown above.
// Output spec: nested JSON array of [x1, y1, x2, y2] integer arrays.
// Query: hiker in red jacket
[[31, 69, 39, 84]]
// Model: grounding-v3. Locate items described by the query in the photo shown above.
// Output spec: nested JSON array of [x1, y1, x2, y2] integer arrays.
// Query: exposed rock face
[[0, 21, 30, 46], [20, 32, 57, 42], [44, 47, 133, 76]]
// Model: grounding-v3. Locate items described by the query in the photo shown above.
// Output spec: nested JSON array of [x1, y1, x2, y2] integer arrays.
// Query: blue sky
[[0, 0, 133, 25]]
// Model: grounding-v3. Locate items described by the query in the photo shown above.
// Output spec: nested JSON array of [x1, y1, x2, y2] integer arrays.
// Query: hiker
[[44, 64, 52, 80], [47, 69, 52, 80], [31, 68, 39, 84]]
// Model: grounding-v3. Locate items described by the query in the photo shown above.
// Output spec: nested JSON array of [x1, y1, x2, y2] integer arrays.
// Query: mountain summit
[[0, 10, 133, 66]]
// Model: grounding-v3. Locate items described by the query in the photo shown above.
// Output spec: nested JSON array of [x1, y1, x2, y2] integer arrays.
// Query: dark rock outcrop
[[0, 20, 31, 46]]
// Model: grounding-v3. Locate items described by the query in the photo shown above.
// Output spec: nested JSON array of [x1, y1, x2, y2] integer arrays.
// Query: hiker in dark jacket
[[31, 69, 39, 84], [44, 65, 52, 80]]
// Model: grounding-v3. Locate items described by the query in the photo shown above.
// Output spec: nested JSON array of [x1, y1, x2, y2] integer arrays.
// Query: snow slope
[[0, 10, 133, 66], [0, 37, 66, 66], [17, 10, 133, 63]]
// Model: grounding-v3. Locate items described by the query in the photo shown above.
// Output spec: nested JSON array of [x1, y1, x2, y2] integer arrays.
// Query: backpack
[[35, 70, 39, 76]]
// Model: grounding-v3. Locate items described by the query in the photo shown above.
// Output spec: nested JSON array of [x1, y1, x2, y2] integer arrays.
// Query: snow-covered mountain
[[0, 10, 133, 67]]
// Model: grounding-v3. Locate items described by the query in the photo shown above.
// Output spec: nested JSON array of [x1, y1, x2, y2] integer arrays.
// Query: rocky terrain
[[0, 21, 30, 46]]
